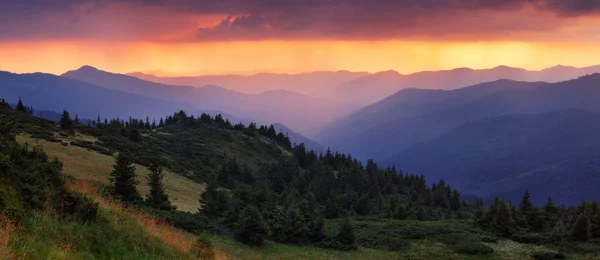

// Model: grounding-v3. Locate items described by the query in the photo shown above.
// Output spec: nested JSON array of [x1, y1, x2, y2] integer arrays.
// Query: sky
[[2, 0, 600, 76]]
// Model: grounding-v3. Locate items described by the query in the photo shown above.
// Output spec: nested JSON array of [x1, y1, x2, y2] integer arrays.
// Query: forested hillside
[[3, 97, 600, 259]]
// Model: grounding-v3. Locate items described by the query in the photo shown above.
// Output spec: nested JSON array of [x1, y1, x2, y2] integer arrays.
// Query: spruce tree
[[199, 181, 230, 218], [493, 199, 515, 235], [571, 213, 592, 242], [60, 110, 74, 132], [394, 203, 408, 220], [354, 194, 370, 216], [234, 205, 269, 246], [110, 153, 141, 202], [519, 190, 533, 216], [145, 163, 172, 210], [15, 97, 27, 112], [336, 216, 357, 250]]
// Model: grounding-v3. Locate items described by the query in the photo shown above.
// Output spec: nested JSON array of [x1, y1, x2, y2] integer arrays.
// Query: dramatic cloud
[[2, 0, 600, 42]]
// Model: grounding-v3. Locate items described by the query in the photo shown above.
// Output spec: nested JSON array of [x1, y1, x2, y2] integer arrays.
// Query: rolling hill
[[64, 66, 351, 136], [0, 70, 188, 120], [322, 74, 600, 161], [386, 109, 600, 205]]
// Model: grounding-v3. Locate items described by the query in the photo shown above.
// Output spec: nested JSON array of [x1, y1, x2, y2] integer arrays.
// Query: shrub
[[335, 217, 357, 250], [453, 241, 493, 255], [56, 191, 98, 222], [195, 233, 215, 259], [532, 252, 566, 260], [234, 206, 269, 246], [511, 232, 547, 244]]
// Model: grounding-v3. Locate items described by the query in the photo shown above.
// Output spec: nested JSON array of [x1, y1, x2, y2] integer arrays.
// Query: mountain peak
[[77, 65, 99, 71]]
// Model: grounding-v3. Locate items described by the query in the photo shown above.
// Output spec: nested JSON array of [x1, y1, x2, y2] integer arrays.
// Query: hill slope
[[326, 74, 600, 161], [0, 70, 188, 120], [387, 109, 600, 205], [64, 66, 352, 136]]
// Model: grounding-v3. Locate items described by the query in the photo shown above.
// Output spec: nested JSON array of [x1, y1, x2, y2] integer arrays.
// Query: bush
[[234, 206, 269, 246], [511, 232, 547, 244], [453, 241, 494, 255], [57, 191, 98, 222], [195, 233, 215, 259], [532, 252, 566, 260], [334, 217, 357, 250]]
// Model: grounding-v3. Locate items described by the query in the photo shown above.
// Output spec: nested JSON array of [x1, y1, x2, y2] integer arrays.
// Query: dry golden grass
[[0, 214, 15, 259], [16, 134, 204, 213], [66, 179, 230, 259]]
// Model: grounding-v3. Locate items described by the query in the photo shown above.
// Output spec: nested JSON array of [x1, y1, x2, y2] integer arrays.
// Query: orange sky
[[2, 1, 600, 75], [2, 40, 600, 76]]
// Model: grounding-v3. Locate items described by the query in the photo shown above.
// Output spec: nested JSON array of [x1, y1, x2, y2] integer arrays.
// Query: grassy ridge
[[16, 134, 204, 213]]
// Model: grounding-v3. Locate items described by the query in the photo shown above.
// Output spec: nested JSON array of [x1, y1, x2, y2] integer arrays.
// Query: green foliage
[[234, 206, 269, 246], [60, 110, 74, 132], [55, 190, 99, 222], [196, 233, 216, 259], [531, 252, 566, 260], [109, 153, 141, 202], [199, 181, 230, 218], [335, 217, 357, 250], [145, 163, 173, 210], [571, 213, 591, 242]]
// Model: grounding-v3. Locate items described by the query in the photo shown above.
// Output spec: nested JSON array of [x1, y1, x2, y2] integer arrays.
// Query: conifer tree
[[394, 203, 408, 220], [544, 196, 558, 215], [571, 213, 592, 242], [493, 199, 515, 235], [354, 194, 370, 216], [145, 163, 172, 210], [234, 205, 269, 246], [109, 153, 141, 202], [336, 216, 357, 250], [519, 190, 533, 216], [74, 114, 80, 124], [15, 97, 27, 112], [60, 110, 74, 132], [199, 181, 230, 217]]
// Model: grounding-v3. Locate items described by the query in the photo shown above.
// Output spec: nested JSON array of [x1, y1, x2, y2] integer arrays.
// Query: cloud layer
[[2, 0, 600, 41]]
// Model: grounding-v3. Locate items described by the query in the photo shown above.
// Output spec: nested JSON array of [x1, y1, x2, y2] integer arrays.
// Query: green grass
[[16, 134, 205, 213]]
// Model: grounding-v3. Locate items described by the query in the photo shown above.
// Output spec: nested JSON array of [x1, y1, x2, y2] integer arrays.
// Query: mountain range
[[387, 109, 600, 205], [130, 64, 600, 107], [64, 66, 350, 136], [319, 74, 600, 161]]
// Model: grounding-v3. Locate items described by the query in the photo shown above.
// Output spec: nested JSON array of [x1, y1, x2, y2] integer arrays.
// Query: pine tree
[[544, 196, 558, 215], [336, 216, 357, 250], [15, 97, 27, 112], [234, 206, 269, 246], [109, 154, 141, 202], [386, 196, 398, 218], [60, 110, 74, 132], [199, 181, 230, 218], [493, 199, 515, 235], [74, 114, 80, 124], [353, 194, 370, 216], [145, 163, 172, 210], [571, 213, 592, 242], [394, 203, 408, 220], [519, 190, 533, 216], [450, 189, 461, 211]]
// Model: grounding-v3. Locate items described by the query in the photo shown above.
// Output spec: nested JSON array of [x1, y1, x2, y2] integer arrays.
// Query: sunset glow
[[2, 41, 600, 76]]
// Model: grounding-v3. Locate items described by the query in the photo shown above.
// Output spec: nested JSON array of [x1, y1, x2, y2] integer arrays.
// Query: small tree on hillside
[[145, 163, 173, 210], [110, 153, 141, 202], [571, 213, 592, 242], [16, 97, 27, 112], [60, 110, 74, 132], [234, 205, 269, 246], [336, 216, 357, 250]]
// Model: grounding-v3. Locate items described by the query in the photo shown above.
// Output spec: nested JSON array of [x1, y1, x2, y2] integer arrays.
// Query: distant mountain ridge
[[320, 74, 600, 161], [386, 109, 600, 205], [128, 64, 600, 107], [63, 66, 353, 136]]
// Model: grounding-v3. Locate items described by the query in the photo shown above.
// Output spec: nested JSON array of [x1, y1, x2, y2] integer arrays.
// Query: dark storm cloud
[[1, 0, 600, 41]]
